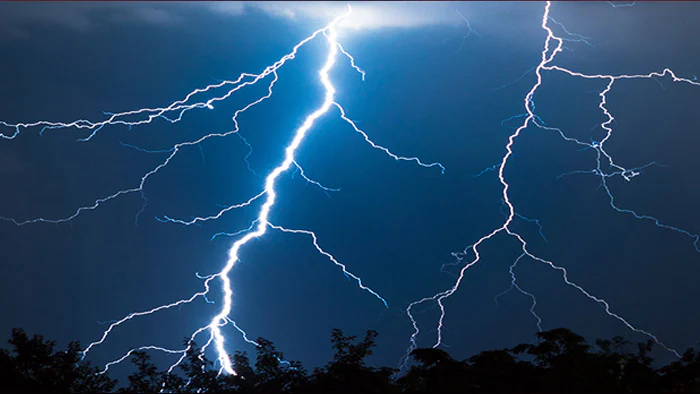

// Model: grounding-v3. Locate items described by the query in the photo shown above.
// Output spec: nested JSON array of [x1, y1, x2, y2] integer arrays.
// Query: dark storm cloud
[[0, 2, 186, 41]]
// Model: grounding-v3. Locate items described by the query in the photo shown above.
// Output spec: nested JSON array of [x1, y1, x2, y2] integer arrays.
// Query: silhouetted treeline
[[1, 326, 699, 393]]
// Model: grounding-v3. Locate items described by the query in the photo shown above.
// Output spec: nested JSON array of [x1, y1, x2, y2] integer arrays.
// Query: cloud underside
[[0, 1, 463, 39]]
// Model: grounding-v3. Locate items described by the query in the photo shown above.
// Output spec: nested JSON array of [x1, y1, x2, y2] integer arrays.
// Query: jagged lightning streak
[[337, 42, 366, 81], [268, 223, 388, 308], [404, 1, 695, 369], [205, 9, 353, 374], [334, 103, 446, 174]]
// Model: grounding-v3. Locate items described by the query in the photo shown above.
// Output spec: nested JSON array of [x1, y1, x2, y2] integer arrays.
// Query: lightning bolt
[[403, 1, 698, 370], [1, 4, 444, 376], [6, 0, 690, 378]]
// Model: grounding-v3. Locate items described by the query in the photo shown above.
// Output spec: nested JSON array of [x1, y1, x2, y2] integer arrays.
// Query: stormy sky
[[1, 1, 699, 376]]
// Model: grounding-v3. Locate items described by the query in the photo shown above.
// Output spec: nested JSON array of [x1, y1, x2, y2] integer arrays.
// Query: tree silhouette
[[512, 327, 609, 393], [398, 347, 468, 393], [0, 328, 116, 393], [1, 326, 698, 393], [117, 350, 183, 393], [308, 329, 397, 394], [659, 347, 700, 393]]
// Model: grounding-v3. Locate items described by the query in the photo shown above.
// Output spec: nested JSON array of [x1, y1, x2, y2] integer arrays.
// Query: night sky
[[1, 1, 700, 377]]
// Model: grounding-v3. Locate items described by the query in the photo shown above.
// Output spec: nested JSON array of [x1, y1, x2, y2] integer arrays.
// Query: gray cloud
[[0, 1, 465, 42]]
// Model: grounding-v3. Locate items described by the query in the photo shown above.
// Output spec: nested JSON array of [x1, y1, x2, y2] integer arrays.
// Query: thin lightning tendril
[[455, 9, 481, 54], [493, 253, 543, 333], [268, 223, 388, 308], [334, 102, 446, 174], [292, 160, 341, 195]]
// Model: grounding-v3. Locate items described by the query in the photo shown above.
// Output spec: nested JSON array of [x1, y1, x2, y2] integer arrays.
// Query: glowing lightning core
[[207, 9, 348, 373]]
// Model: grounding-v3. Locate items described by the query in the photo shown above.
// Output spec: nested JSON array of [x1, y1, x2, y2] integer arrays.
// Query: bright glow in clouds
[[207, 1, 463, 30]]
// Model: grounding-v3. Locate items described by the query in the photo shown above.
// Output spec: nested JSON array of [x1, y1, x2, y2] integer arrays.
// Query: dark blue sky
[[1, 1, 700, 377]]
